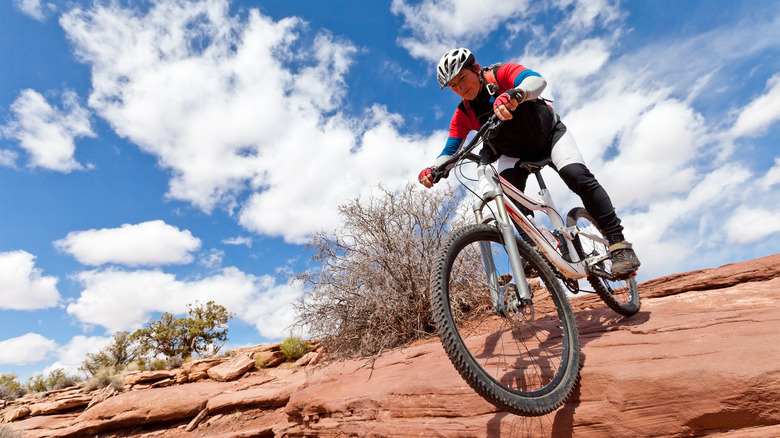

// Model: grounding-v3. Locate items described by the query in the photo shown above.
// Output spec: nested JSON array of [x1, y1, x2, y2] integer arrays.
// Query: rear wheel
[[567, 207, 640, 316], [430, 223, 580, 416]]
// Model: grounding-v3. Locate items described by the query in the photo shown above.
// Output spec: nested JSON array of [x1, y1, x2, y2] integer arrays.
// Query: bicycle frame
[[470, 163, 610, 285]]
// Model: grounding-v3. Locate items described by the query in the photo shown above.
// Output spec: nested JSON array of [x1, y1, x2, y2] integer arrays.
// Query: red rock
[[3, 406, 30, 423], [207, 370, 305, 414], [27, 395, 92, 416], [121, 370, 176, 387], [207, 354, 256, 381], [2, 253, 778, 437]]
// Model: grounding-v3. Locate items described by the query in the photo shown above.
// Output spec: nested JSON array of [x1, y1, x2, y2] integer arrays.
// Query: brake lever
[[432, 167, 449, 183], [485, 115, 503, 139]]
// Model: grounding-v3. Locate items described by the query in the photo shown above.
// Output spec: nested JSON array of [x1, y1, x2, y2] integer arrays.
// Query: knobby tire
[[430, 223, 580, 416], [567, 207, 641, 316]]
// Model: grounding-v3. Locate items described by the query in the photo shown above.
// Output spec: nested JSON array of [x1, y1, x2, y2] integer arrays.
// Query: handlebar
[[432, 114, 503, 183]]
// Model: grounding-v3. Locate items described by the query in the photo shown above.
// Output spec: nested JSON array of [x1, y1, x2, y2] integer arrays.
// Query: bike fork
[[479, 196, 533, 312]]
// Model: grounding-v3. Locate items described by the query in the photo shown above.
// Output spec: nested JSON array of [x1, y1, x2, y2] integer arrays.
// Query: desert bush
[[294, 183, 465, 358], [165, 356, 185, 369], [125, 359, 148, 373], [0, 373, 27, 401], [131, 301, 235, 360], [26, 369, 82, 393], [82, 366, 123, 392], [253, 352, 269, 369], [81, 331, 140, 377], [280, 335, 310, 361], [0, 425, 22, 438], [148, 358, 168, 371]]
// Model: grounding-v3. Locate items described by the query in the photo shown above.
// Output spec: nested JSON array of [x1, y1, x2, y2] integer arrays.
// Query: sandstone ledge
[[3, 253, 779, 437]]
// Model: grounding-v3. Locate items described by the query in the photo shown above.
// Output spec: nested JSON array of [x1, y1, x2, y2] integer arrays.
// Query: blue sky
[[1, 0, 779, 381]]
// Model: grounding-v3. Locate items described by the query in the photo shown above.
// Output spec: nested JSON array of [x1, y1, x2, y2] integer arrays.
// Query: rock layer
[[3, 254, 779, 437]]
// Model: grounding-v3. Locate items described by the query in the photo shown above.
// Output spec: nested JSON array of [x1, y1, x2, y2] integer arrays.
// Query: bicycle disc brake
[[501, 283, 535, 323]]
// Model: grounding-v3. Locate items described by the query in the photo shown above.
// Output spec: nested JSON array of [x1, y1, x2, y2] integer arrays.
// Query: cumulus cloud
[[41, 335, 112, 376], [60, 0, 440, 244], [54, 220, 202, 267], [0, 251, 61, 310], [67, 266, 302, 338], [0, 333, 57, 366], [0, 89, 93, 172]]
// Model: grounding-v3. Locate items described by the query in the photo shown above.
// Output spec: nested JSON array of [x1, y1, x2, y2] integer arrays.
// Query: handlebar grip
[[432, 167, 449, 183]]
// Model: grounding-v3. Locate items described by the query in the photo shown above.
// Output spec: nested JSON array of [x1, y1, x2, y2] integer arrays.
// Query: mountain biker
[[418, 48, 640, 278]]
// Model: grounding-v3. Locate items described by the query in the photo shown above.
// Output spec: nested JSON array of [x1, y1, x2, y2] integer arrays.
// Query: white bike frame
[[470, 163, 611, 286]]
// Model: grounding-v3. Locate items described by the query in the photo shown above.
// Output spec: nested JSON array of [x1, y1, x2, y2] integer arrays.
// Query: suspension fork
[[475, 194, 533, 312]]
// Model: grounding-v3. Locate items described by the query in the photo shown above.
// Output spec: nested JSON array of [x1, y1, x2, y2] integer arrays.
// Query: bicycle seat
[[515, 158, 552, 173]]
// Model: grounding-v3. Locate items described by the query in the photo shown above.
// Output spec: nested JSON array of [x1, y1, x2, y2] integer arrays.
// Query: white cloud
[[599, 99, 709, 207], [0, 149, 18, 167], [238, 106, 441, 243], [200, 249, 225, 268], [222, 236, 252, 248], [390, 0, 532, 61], [67, 266, 301, 339], [758, 158, 780, 189], [0, 250, 61, 310], [730, 73, 780, 138], [54, 220, 201, 267], [725, 207, 780, 244], [60, 1, 440, 244], [43, 335, 112, 376], [0, 89, 93, 172], [390, 0, 622, 62], [0, 333, 57, 366], [13, 0, 54, 21]]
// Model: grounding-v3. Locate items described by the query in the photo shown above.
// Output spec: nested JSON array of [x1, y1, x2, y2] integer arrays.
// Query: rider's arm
[[434, 108, 476, 167], [434, 137, 465, 167], [492, 63, 547, 120], [497, 63, 547, 103], [419, 109, 475, 187]]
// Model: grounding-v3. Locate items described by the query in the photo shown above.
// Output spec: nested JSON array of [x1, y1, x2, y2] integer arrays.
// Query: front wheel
[[430, 223, 580, 416], [567, 207, 641, 316]]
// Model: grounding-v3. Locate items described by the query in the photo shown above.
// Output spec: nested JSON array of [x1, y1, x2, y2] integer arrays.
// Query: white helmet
[[436, 48, 475, 89]]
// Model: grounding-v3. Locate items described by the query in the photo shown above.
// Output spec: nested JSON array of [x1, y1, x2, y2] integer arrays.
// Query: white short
[[496, 129, 585, 174]]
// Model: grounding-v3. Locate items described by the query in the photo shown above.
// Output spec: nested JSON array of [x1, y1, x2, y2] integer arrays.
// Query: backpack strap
[[460, 63, 504, 130], [483, 63, 502, 96]]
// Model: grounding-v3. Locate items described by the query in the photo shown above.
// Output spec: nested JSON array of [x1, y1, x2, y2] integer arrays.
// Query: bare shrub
[[294, 183, 465, 358]]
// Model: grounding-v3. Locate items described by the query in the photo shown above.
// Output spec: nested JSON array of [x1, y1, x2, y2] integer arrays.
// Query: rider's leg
[[550, 125, 640, 276]]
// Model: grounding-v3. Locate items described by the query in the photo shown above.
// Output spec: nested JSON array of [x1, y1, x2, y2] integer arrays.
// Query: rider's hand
[[418, 167, 435, 188], [493, 89, 524, 121]]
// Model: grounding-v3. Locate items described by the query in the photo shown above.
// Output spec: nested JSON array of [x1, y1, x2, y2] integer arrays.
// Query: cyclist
[[418, 48, 640, 277]]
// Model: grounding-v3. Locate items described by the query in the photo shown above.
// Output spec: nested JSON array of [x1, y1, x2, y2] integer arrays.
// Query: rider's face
[[448, 67, 481, 100]]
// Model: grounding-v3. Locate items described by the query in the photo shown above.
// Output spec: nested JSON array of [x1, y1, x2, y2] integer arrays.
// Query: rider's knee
[[558, 163, 598, 194]]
